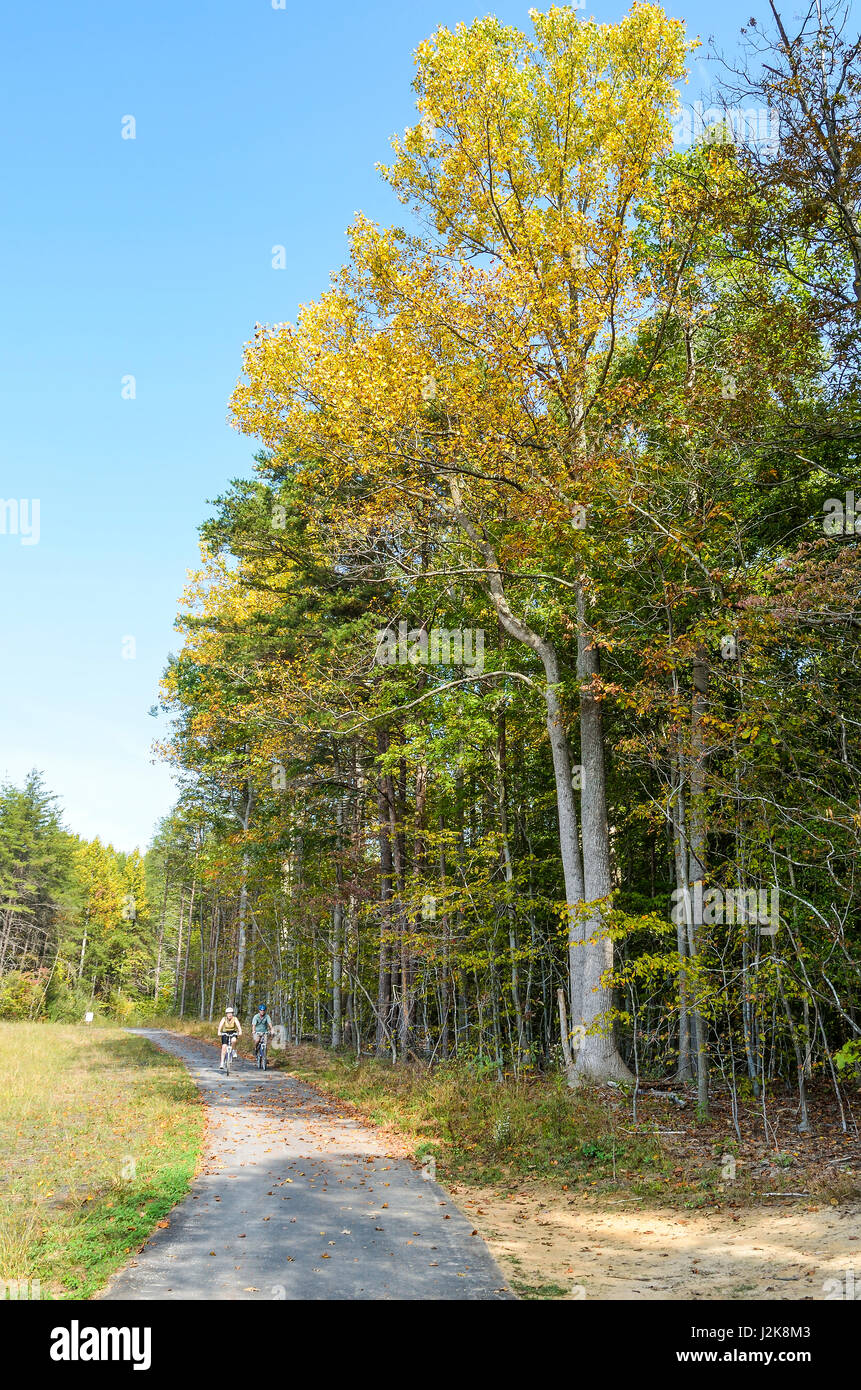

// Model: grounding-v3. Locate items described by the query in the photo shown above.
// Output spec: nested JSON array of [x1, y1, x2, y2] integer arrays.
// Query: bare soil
[[453, 1183, 861, 1300]]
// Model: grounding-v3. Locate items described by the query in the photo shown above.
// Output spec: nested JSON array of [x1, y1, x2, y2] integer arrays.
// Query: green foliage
[[9, 4, 861, 1107], [834, 1040, 861, 1074], [0, 970, 48, 1020], [0, 774, 161, 1019]]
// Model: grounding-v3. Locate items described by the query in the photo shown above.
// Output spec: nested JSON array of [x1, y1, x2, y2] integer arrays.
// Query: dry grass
[[0, 1023, 204, 1298]]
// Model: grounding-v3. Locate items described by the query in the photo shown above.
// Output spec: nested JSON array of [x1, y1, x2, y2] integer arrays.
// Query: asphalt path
[[99, 1029, 511, 1301]]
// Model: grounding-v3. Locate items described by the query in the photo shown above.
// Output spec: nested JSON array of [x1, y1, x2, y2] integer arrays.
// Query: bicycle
[[255, 1034, 268, 1071], [222, 1033, 238, 1075]]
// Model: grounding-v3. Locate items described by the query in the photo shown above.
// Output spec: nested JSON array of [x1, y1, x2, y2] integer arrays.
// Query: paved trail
[[100, 1030, 510, 1301]]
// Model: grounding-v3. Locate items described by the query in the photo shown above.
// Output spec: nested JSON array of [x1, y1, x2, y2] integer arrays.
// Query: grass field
[[0, 1023, 204, 1299]]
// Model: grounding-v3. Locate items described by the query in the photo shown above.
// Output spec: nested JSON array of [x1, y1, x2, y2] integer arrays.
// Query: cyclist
[[252, 1003, 273, 1062], [217, 1006, 242, 1070]]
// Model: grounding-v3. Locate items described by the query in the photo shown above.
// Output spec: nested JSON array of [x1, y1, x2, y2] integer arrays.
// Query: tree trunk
[[688, 651, 710, 1117], [331, 901, 343, 1048], [78, 916, 89, 983], [574, 585, 632, 1081], [172, 890, 185, 1013], [153, 869, 169, 1000], [496, 708, 526, 1065], [388, 771, 410, 1060], [447, 488, 630, 1082], [208, 904, 221, 1021], [670, 770, 694, 1081], [375, 734, 394, 1055], [179, 879, 195, 1018], [232, 781, 254, 1011], [439, 834, 450, 1060]]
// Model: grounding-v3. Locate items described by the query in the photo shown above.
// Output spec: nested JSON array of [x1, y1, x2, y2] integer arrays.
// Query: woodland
[[5, 1, 861, 1131]]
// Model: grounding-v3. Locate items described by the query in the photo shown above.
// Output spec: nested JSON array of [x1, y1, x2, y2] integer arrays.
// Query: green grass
[[0, 1023, 204, 1299], [509, 1279, 573, 1300]]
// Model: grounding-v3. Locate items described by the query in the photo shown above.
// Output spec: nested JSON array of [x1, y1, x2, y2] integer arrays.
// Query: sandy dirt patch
[[450, 1185, 861, 1299]]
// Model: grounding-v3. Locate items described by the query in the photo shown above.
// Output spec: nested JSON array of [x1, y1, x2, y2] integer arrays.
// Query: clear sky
[[0, 0, 767, 852]]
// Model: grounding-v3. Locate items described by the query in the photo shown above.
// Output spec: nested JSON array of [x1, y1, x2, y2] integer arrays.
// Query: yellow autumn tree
[[230, 4, 712, 1081]]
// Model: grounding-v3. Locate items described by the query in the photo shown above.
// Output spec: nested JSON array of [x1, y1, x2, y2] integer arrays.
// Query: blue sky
[[0, 0, 767, 852]]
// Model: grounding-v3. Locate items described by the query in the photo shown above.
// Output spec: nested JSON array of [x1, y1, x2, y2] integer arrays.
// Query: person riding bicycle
[[217, 1006, 242, 1070], [252, 1004, 273, 1061]]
